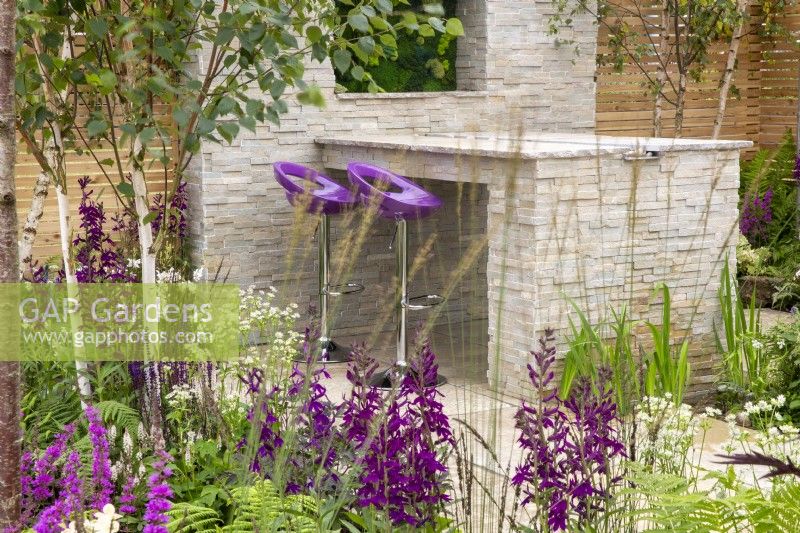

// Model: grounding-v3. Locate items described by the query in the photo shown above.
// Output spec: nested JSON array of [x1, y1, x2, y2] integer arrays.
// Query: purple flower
[[72, 177, 133, 282], [356, 340, 454, 527], [740, 188, 774, 245], [340, 343, 382, 448], [143, 450, 174, 533], [85, 405, 114, 510], [33, 451, 84, 533], [29, 424, 75, 503], [118, 476, 138, 514], [151, 181, 189, 240], [512, 330, 626, 531]]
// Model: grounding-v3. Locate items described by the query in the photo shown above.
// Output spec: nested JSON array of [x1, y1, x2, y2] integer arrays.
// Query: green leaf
[[445, 17, 464, 36], [418, 24, 435, 37], [239, 115, 257, 132], [357, 36, 375, 55], [428, 17, 445, 33], [87, 17, 108, 39], [351, 65, 365, 81], [348, 13, 370, 33], [401, 11, 419, 30], [117, 182, 134, 198], [197, 117, 215, 135], [379, 34, 397, 49], [215, 27, 234, 45], [375, 0, 393, 14], [99, 70, 117, 93], [332, 48, 351, 74], [172, 108, 190, 128], [215, 96, 236, 116], [305, 25, 323, 43], [297, 86, 324, 107], [98, 158, 114, 166], [142, 210, 159, 225], [270, 79, 286, 100], [217, 122, 239, 143], [86, 119, 108, 138], [138, 127, 156, 146]]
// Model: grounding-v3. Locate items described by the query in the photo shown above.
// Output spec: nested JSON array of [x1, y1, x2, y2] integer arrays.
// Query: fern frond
[[167, 502, 222, 533], [94, 400, 141, 434]]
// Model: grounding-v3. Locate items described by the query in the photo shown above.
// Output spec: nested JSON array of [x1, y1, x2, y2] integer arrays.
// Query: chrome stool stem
[[319, 213, 331, 349], [314, 213, 364, 362], [396, 217, 408, 367]]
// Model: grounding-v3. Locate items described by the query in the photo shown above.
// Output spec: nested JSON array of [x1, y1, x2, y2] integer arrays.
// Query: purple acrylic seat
[[347, 162, 442, 219], [274, 161, 357, 214], [273, 161, 362, 364], [346, 162, 446, 389]]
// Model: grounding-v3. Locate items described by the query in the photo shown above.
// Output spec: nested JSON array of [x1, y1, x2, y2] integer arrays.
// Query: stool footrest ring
[[325, 282, 365, 296], [404, 294, 445, 310]]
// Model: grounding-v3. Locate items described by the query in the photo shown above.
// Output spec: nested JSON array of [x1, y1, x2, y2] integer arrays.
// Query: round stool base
[[293, 340, 352, 364], [368, 365, 447, 390]]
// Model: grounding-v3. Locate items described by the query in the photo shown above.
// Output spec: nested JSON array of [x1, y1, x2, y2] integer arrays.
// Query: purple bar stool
[[347, 162, 446, 388], [274, 162, 363, 362]]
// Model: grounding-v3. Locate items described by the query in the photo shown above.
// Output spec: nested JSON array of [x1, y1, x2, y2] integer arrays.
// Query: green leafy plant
[[335, 0, 462, 93], [558, 301, 641, 416], [644, 284, 690, 406], [167, 479, 322, 532], [739, 131, 798, 248], [716, 258, 766, 396], [736, 235, 772, 277]]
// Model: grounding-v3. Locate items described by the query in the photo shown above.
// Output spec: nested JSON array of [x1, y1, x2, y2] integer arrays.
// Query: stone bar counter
[[316, 132, 751, 399]]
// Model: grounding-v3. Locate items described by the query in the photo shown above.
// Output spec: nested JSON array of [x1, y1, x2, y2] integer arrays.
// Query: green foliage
[[740, 131, 798, 248], [21, 362, 82, 443], [94, 400, 141, 435], [621, 467, 767, 531], [715, 257, 766, 396], [167, 479, 321, 532], [16, 0, 454, 255], [336, 0, 460, 93], [644, 284, 690, 406], [736, 235, 771, 277], [558, 299, 641, 416], [765, 317, 800, 418]]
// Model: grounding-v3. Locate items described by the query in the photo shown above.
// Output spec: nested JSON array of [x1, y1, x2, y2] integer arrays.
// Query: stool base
[[293, 339, 352, 364], [320, 340, 352, 363], [368, 364, 447, 389]]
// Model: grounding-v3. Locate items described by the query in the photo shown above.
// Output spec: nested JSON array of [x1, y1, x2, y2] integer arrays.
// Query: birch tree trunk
[[130, 140, 156, 284], [31, 36, 92, 400], [712, 0, 749, 140], [675, 72, 687, 137], [653, 2, 670, 137], [18, 170, 50, 274], [0, 0, 21, 525], [128, 138, 165, 447]]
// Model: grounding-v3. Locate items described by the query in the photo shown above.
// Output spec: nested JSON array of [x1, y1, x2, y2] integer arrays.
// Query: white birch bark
[[712, 0, 749, 140], [18, 170, 50, 274]]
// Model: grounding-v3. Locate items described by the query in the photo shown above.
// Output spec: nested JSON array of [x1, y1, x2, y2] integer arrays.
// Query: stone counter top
[[315, 132, 753, 160]]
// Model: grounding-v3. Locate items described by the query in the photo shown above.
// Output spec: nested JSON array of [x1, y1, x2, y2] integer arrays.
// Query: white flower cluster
[[61, 504, 121, 533], [744, 395, 786, 416], [165, 383, 195, 407], [155, 266, 205, 283], [722, 395, 800, 485], [239, 285, 302, 365], [635, 394, 700, 475]]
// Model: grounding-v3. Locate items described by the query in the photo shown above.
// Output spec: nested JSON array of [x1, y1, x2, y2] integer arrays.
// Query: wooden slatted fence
[[596, 1, 800, 152]]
